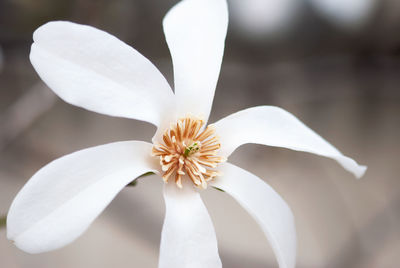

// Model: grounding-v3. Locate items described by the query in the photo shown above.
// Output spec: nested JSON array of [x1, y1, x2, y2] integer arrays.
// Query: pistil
[[152, 116, 226, 189]]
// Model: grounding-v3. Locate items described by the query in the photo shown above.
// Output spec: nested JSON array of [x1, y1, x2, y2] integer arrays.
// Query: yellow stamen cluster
[[152, 117, 226, 189]]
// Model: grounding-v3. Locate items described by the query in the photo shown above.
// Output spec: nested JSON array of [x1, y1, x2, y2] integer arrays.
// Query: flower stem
[[212, 186, 225, 192], [127, 171, 155, 187], [0, 216, 6, 228]]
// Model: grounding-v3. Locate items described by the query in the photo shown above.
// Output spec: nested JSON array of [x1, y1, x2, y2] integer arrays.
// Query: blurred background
[[0, 0, 399, 267]]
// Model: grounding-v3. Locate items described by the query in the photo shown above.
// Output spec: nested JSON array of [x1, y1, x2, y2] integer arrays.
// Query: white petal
[[214, 106, 366, 178], [163, 0, 228, 121], [159, 182, 221, 268], [7, 141, 158, 254], [210, 163, 296, 268], [30, 21, 174, 127]]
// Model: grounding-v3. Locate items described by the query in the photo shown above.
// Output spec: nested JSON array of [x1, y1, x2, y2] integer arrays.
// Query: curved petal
[[210, 163, 296, 268], [159, 182, 221, 268], [30, 21, 175, 127], [214, 106, 366, 178], [7, 141, 158, 254], [163, 0, 228, 122]]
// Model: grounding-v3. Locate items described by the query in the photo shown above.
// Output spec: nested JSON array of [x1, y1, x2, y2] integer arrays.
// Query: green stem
[[212, 186, 225, 192], [0, 216, 6, 228], [127, 171, 155, 187]]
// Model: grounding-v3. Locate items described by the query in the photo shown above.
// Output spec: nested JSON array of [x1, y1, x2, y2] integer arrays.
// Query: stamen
[[152, 116, 226, 189]]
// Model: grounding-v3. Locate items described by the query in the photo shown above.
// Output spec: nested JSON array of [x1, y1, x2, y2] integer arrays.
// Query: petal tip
[[33, 21, 68, 41], [13, 239, 43, 255], [354, 165, 367, 179]]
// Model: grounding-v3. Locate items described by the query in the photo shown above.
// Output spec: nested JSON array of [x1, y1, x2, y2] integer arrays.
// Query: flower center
[[152, 116, 226, 189]]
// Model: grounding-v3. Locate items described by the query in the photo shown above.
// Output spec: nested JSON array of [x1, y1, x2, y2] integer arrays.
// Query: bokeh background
[[0, 0, 399, 267]]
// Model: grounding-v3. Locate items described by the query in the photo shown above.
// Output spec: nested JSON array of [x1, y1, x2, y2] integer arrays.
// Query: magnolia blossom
[[7, 0, 366, 267]]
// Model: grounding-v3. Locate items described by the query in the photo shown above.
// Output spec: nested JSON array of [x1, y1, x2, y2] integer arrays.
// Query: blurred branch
[[0, 216, 6, 228], [326, 196, 400, 268], [0, 82, 56, 152]]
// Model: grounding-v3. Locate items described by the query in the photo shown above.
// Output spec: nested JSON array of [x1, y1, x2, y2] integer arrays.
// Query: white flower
[[6, 0, 366, 267]]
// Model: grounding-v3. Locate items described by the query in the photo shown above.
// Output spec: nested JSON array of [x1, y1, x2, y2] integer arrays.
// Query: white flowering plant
[[7, 0, 366, 267]]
